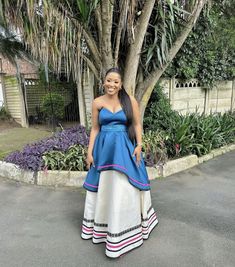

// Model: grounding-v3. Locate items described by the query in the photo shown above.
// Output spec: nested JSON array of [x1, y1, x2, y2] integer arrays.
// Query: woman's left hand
[[132, 146, 142, 167]]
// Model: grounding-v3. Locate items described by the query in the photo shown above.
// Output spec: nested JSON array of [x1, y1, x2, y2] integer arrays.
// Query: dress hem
[[83, 167, 151, 192]]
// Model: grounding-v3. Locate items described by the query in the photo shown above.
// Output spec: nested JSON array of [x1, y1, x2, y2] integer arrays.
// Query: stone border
[[0, 143, 235, 187]]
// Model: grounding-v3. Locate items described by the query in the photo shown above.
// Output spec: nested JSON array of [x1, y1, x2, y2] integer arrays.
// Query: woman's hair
[[105, 67, 136, 143]]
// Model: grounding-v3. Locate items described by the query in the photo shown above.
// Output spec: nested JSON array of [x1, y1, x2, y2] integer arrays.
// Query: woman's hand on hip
[[86, 153, 95, 170], [132, 146, 142, 167]]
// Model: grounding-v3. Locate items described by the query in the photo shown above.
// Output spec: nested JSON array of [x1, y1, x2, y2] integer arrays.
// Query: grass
[[0, 127, 52, 160]]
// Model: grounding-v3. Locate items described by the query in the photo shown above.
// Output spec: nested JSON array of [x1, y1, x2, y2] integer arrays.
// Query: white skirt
[[81, 170, 158, 258]]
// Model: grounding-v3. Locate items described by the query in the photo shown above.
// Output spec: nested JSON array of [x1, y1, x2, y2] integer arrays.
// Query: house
[[0, 55, 38, 126], [0, 55, 94, 128]]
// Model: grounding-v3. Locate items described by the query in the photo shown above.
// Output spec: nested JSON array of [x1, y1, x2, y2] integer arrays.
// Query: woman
[[81, 67, 158, 258]]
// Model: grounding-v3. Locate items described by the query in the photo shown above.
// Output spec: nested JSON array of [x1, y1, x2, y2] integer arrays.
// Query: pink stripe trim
[[106, 233, 143, 249], [97, 164, 127, 170], [82, 226, 93, 233], [97, 163, 150, 187], [142, 214, 157, 233], [84, 182, 98, 188], [93, 232, 107, 237], [82, 229, 93, 234], [129, 176, 150, 186]]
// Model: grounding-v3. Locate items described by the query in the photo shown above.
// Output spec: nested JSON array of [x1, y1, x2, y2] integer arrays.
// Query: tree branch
[[123, 0, 156, 95], [57, 5, 102, 72], [114, 0, 127, 67], [100, 0, 114, 72], [82, 29, 102, 71], [94, 4, 102, 50], [82, 54, 99, 80], [136, 0, 207, 102]]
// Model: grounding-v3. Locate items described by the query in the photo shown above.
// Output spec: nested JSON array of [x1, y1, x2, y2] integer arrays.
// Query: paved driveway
[[0, 151, 235, 267]]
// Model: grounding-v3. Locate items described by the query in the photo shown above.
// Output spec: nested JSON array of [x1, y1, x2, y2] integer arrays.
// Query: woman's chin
[[106, 91, 118, 96]]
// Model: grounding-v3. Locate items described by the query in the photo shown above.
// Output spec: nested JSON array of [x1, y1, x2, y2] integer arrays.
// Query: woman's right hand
[[86, 153, 95, 170]]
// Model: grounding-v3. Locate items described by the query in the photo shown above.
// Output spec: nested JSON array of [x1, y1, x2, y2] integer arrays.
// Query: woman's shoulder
[[93, 96, 105, 110]]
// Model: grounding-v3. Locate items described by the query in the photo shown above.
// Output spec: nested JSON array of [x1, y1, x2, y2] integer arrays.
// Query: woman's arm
[[86, 99, 100, 169], [130, 95, 142, 166]]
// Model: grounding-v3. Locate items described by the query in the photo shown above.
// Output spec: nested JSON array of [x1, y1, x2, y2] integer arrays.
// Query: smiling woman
[[81, 67, 158, 258]]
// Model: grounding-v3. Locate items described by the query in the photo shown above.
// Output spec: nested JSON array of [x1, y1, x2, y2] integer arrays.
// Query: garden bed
[[1, 143, 234, 187]]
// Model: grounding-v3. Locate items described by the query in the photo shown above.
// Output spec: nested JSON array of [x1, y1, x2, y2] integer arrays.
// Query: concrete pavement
[[0, 151, 235, 267]]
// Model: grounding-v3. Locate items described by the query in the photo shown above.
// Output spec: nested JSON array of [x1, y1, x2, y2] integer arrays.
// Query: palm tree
[[0, 23, 29, 65], [0, 0, 208, 122]]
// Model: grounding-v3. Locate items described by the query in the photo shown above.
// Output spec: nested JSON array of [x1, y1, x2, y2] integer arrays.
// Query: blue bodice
[[83, 107, 150, 192]]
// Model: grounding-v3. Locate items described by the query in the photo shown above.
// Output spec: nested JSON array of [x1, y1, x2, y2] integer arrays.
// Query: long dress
[[81, 107, 158, 258]]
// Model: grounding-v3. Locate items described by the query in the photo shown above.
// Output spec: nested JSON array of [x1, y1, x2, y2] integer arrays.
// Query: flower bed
[[4, 125, 89, 171]]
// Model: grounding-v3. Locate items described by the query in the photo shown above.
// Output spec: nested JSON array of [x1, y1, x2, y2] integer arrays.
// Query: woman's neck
[[104, 94, 119, 101]]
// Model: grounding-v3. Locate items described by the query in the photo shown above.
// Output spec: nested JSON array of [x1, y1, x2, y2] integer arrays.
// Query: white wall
[[0, 83, 3, 107], [160, 78, 235, 115]]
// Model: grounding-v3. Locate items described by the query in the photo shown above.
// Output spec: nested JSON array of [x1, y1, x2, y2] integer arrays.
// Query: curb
[[0, 143, 235, 188]]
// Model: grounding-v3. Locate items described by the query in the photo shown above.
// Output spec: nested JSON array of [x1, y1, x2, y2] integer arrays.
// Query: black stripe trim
[[94, 222, 108, 227], [83, 219, 94, 223], [142, 213, 156, 228], [89, 229, 143, 244], [93, 224, 142, 237], [85, 224, 143, 238], [106, 230, 142, 245], [142, 217, 158, 234], [142, 207, 155, 221], [93, 229, 108, 234], [143, 219, 159, 239], [81, 232, 92, 236], [82, 224, 93, 229], [106, 237, 143, 253], [107, 224, 142, 237], [92, 236, 107, 240]]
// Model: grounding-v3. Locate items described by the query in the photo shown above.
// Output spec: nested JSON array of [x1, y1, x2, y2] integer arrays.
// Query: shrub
[[0, 106, 11, 120], [142, 130, 168, 167], [41, 92, 64, 121], [144, 84, 235, 158], [42, 144, 87, 171]]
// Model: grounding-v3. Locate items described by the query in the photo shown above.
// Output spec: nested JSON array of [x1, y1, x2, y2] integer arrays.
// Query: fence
[[160, 78, 235, 114], [1, 73, 81, 127]]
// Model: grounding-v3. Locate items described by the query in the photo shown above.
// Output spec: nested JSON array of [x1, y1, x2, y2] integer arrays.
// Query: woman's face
[[103, 72, 122, 96]]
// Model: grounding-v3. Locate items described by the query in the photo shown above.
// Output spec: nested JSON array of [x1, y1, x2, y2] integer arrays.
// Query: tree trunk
[[123, 0, 156, 95], [100, 0, 114, 74]]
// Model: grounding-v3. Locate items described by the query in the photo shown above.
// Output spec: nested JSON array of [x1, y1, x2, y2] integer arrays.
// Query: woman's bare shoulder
[[93, 96, 105, 110]]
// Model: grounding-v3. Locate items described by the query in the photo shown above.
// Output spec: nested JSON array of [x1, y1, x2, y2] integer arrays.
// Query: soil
[[0, 120, 21, 132]]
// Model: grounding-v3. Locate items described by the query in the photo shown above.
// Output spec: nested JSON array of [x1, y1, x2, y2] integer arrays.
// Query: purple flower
[[4, 124, 89, 171]]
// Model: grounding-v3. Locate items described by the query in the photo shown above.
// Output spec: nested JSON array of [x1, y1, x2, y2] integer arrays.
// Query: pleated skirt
[[81, 170, 158, 258]]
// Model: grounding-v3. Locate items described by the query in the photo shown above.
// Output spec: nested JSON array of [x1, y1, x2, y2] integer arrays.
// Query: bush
[[144, 84, 235, 158], [42, 144, 87, 171], [4, 124, 89, 171], [142, 130, 168, 167], [0, 106, 11, 120], [41, 92, 65, 121]]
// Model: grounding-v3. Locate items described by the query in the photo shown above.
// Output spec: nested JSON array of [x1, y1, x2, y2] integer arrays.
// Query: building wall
[[0, 82, 3, 107], [161, 78, 235, 114], [0, 54, 38, 75], [3, 75, 22, 123]]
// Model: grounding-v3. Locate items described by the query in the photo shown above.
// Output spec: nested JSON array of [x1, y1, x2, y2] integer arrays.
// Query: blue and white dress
[[81, 107, 158, 258]]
